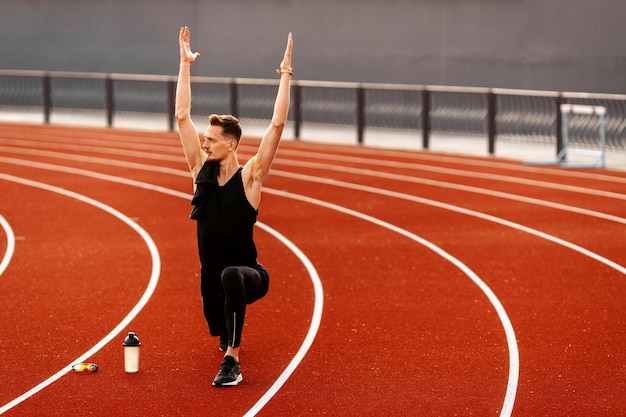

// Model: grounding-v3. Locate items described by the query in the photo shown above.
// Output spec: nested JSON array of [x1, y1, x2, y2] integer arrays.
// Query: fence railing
[[1, 70, 625, 154]]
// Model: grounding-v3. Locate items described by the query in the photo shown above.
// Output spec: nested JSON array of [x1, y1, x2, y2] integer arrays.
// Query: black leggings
[[200, 265, 269, 348]]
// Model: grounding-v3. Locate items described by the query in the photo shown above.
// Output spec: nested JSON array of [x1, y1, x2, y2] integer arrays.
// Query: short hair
[[208, 114, 242, 142]]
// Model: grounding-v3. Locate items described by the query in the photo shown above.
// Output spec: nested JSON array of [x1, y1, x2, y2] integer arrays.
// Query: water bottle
[[123, 332, 141, 373]]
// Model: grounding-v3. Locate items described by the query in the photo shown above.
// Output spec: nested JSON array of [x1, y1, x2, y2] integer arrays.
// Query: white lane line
[[243, 223, 323, 417], [272, 161, 626, 224], [5, 142, 626, 203], [0, 133, 182, 153], [273, 170, 626, 275], [0, 174, 161, 415], [0, 214, 16, 277], [0, 147, 626, 229], [6, 142, 626, 202], [2, 153, 621, 416], [262, 188, 519, 417], [270, 144, 626, 184], [6, 156, 508, 415], [0, 163, 323, 417], [272, 148, 626, 199], [0, 146, 189, 176], [2, 130, 623, 184], [0, 156, 190, 199], [2, 151, 623, 226], [0, 143, 183, 163]]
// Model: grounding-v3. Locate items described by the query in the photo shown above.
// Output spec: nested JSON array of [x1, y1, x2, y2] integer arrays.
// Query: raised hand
[[179, 26, 200, 63], [278, 32, 293, 74]]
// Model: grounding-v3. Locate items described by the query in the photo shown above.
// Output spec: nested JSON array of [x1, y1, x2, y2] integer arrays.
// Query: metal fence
[[1, 70, 625, 154]]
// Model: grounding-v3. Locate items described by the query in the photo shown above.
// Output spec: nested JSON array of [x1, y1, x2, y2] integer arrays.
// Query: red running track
[[0, 122, 624, 416]]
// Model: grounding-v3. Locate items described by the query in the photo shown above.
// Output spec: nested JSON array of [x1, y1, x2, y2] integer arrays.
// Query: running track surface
[[0, 122, 624, 417]]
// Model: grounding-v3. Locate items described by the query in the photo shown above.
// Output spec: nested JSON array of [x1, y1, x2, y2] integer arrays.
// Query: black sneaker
[[212, 356, 242, 387]]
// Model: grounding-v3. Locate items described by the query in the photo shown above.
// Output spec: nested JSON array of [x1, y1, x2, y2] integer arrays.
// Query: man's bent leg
[[220, 266, 269, 351]]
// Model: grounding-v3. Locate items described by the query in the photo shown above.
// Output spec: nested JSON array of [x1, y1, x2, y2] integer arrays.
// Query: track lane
[[1, 123, 620, 416], [0, 173, 158, 414], [0, 161, 320, 416], [258, 189, 516, 416], [2, 143, 623, 228], [270, 140, 626, 190], [262, 169, 625, 415], [0, 158, 512, 414], [266, 168, 625, 268], [2, 122, 625, 193]]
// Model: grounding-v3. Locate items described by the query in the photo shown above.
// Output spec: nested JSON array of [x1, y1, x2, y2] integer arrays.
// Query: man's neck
[[217, 156, 240, 186]]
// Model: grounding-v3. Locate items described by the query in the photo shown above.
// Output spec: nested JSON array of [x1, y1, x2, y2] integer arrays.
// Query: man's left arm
[[247, 32, 293, 186]]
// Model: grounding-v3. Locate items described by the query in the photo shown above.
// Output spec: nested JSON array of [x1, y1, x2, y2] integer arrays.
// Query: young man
[[175, 26, 293, 387]]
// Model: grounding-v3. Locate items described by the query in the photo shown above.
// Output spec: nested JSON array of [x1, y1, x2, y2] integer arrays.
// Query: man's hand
[[278, 32, 293, 72], [179, 26, 200, 64]]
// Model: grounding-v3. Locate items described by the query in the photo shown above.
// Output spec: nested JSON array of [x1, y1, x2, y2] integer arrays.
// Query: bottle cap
[[123, 332, 141, 347]]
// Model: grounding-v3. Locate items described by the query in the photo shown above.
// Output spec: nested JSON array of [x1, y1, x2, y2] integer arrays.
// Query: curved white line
[[243, 223, 324, 417], [0, 136, 181, 158], [319, 144, 626, 184], [272, 148, 626, 199], [0, 214, 16, 277], [5, 157, 498, 415], [13, 131, 603, 187], [263, 188, 519, 417], [2, 155, 621, 416], [3, 134, 623, 185], [2, 151, 623, 225], [0, 156, 190, 199], [0, 145, 186, 171], [0, 174, 161, 415], [272, 162, 626, 224], [274, 170, 626, 274], [0, 165, 324, 417]]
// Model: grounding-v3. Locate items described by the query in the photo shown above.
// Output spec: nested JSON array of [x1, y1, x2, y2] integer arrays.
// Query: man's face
[[202, 125, 235, 161]]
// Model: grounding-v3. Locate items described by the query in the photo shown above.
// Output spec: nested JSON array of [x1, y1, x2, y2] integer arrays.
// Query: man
[[175, 26, 293, 387]]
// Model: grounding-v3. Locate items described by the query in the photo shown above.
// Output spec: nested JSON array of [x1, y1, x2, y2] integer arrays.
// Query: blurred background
[[0, 0, 624, 94]]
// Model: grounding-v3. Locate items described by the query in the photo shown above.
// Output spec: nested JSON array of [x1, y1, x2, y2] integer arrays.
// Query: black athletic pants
[[200, 264, 269, 348]]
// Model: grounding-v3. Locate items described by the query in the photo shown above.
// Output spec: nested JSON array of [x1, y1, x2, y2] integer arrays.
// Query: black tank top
[[190, 161, 258, 270]]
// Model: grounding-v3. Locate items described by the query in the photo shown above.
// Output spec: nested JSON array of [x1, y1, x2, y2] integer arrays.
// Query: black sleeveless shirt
[[190, 161, 259, 271]]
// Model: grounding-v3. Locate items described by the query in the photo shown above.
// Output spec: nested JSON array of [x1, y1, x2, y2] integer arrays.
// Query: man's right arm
[[175, 26, 204, 181]]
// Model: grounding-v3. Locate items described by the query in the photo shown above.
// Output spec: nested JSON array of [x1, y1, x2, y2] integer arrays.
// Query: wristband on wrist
[[276, 67, 293, 76]]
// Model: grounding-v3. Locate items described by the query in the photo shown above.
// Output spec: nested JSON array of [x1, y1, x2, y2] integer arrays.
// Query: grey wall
[[1, 0, 625, 94]]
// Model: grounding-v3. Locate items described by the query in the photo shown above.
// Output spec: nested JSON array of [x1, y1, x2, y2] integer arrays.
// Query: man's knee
[[221, 267, 243, 291]]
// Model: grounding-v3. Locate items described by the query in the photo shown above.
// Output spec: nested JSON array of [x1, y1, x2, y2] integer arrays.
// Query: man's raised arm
[[247, 32, 293, 185], [175, 26, 204, 180]]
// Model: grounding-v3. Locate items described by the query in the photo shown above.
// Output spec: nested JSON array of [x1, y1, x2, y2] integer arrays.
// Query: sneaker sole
[[212, 373, 243, 387]]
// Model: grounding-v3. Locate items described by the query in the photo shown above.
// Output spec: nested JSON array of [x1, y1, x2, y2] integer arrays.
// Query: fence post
[[229, 79, 238, 117], [421, 88, 430, 149], [43, 73, 51, 124], [293, 82, 301, 140], [555, 93, 563, 157], [356, 85, 365, 144], [105, 75, 114, 127], [487, 90, 496, 155], [167, 79, 176, 131]]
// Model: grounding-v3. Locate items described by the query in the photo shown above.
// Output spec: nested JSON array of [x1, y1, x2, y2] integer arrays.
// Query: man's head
[[209, 114, 242, 144], [202, 114, 242, 160]]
